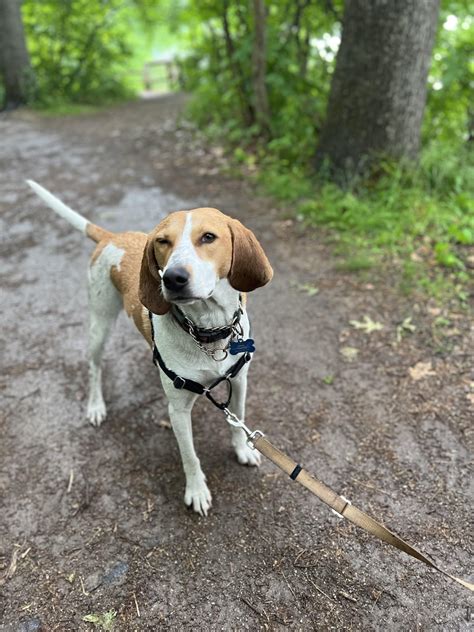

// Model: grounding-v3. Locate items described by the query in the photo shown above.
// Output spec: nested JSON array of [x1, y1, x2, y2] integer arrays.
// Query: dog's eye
[[156, 237, 170, 246], [201, 232, 217, 244]]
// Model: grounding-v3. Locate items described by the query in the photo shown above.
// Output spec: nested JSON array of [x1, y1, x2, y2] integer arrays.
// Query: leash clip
[[247, 429, 265, 450], [331, 495, 351, 519], [221, 409, 265, 449]]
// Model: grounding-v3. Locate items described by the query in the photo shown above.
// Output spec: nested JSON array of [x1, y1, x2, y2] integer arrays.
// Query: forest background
[[1, 0, 472, 303]]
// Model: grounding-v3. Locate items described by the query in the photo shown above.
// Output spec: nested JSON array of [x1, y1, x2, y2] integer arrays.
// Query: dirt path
[[0, 95, 472, 631]]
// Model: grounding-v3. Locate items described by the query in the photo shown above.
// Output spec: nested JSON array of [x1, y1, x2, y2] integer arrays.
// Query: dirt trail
[[0, 95, 472, 631]]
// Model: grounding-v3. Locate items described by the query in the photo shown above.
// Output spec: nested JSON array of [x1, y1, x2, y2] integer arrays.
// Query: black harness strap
[[148, 310, 252, 408]]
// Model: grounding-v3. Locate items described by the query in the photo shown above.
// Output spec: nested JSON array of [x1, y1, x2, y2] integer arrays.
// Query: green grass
[[34, 102, 108, 116], [257, 141, 474, 303]]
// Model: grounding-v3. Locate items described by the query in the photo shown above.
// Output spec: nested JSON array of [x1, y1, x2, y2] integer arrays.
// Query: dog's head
[[139, 208, 273, 314]]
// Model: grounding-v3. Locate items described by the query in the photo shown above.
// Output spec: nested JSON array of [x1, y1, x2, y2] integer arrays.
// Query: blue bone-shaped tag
[[229, 338, 255, 355]]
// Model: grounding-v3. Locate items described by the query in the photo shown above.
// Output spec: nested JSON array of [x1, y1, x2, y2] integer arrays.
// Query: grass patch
[[335, 255, 375, 272], [33, 95, 136, 117], [256, 141, 473, 303], [34, 102, 104, 117], [83, 609, 117, 631]]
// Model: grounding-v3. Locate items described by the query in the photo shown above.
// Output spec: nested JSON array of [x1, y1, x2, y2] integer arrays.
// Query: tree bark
[[315, 0, 440, 178], [252, 0, 271, 137], [0, 0, 34, 109], [221, 0, 255, 127]]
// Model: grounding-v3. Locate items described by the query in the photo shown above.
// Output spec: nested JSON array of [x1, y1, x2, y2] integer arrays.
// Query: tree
[[0, 0, 34, 109], [315, 0, 441, 178], [251, 0, 271, 138]]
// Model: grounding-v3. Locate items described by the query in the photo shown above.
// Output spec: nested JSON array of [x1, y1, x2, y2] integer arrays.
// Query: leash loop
[[205, 377, 233, 410]]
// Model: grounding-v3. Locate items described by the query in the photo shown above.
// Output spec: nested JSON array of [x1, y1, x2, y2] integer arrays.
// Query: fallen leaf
[[466, 393, 474, 406], [338, 329, 351, 343], [409, 361, 436, 381], [83, 610, 117, 631], [158, 419, 172, 429], [350, 316, 384, 334], [445, 328, 461, 337], [297, 283, 319, 297], [340, 346, 359, 362], [396, 316, 416, 343]]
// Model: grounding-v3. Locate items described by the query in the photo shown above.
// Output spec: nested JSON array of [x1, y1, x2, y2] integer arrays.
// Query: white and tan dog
[[27, 181, 273, 515]]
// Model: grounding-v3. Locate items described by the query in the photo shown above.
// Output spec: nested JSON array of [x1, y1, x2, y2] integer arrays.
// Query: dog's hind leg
[[86, 244, 124, 426]]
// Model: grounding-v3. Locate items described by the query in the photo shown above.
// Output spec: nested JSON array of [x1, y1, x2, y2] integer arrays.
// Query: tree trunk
[[0, 0, 33, 109], [221, 0, 255, 127], [252, 0, 271, 137], [315, 0, 440, 178]]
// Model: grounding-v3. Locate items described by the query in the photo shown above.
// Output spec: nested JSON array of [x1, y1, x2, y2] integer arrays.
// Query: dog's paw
[[87, 398, 107, 427], [184, 478, 212, 516], [234, 444, 261, 467]]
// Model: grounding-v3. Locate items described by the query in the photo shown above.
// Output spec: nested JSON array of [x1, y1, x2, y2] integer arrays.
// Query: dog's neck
[[171, 279, 241, 330]]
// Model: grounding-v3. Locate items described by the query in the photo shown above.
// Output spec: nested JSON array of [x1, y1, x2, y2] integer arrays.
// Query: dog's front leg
[[166, 393, 212, 516], [228, 369, 261, 467]]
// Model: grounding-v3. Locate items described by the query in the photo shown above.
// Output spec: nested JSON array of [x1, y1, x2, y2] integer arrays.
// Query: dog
[[27, 180, 273, 515]]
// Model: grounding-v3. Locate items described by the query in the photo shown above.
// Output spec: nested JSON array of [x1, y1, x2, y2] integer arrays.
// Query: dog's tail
[[26, 180, 112, 243]]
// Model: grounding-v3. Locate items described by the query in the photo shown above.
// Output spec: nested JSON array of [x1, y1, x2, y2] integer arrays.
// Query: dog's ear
[[228, 219, 273, 292], [139, 236, 170, 315]]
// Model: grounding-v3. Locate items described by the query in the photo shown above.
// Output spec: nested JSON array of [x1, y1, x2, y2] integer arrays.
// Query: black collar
[[171, 302, 243, 344]]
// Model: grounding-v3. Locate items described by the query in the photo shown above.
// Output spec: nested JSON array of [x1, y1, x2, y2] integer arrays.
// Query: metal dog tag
[[229, 338, 255, 355]]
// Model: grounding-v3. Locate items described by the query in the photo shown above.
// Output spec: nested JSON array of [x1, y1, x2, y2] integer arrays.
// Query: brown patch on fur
[[227, 218, 273, 292], [96, 231, 152, 344], [86, 222, 113, 243], [139, 211, 187, 315], [182, 208, 272, 290]]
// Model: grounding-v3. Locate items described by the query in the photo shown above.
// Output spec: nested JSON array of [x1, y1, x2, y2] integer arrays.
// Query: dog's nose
[[162, 267, 190, 292]]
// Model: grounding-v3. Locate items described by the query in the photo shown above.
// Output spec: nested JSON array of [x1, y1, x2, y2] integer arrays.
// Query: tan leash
[[147, 322, 473, 592], [223, 410, 474, 593]]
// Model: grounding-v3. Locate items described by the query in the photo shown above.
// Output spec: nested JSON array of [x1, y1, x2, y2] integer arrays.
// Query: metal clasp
[[221, 409, 264, 449], [173, 376, 186, 389]]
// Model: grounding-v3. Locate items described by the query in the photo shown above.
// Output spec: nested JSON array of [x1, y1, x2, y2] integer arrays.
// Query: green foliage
[[178, 1, 342, 162], [21, 0, 183, 106], [13, 0, 472, 302], [424, 4, 474, 142], [83, 609, 117, 631], [23, 0, 134, 104], [288, 140, 473, 300], [181, 1, 472, 162], [177, 1, 473, 301]]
